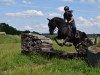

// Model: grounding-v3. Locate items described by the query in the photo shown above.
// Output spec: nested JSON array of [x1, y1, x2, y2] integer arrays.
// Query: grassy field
[[0, 35, 100, 75]]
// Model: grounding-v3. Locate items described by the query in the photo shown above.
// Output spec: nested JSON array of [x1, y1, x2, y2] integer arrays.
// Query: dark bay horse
[[47, 17, 93, 53]]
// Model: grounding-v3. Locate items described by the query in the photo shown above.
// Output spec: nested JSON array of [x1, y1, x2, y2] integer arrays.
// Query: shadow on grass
[[21, 49, 87, 60]]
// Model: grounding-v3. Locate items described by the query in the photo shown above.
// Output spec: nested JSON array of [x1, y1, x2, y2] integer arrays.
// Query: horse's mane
[[51, 17, 64, 22]]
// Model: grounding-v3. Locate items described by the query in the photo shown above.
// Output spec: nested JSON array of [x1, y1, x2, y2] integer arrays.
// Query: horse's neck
[[56, 21, 64, 29], [58, 23, 69, 31], [55, 19, 69, 33]]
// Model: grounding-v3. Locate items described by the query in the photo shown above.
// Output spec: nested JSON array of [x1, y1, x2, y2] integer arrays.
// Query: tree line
[[0, 23, 21, 35], [0, 23, 40, 35]]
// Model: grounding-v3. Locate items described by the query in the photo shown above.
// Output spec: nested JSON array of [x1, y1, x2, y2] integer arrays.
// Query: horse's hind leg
[[63, 37, 72, 46], [63, 37, 69, 44]]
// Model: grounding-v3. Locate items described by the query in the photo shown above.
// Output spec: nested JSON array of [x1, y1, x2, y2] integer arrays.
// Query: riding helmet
[[64, 6, 69, 10]]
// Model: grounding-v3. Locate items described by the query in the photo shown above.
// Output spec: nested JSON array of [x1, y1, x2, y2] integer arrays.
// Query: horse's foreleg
[[63, 37, 69, 44], [54, 37, 63, 46]]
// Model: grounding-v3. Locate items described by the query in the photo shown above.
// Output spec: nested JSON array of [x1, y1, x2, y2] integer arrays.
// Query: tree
[[0, 23, 21, 35]]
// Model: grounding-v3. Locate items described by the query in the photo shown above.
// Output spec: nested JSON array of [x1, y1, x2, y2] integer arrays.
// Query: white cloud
[[0, 0, 33, 5], [0, 0, 16, 5], [22, 0, 32, 4], [33, 25, 49, 33], [63, 0, 73, 2], [5, 10, 44, 17], [77, 16, 93, 27], [48, 13, 62, 18], [76, 16, 100, 27], [22, 23, 49, 33], [34, 24, 48, 29], [24, 25, 32, 30], [58, 6, 64, 12], [80, 0, 100, 3]]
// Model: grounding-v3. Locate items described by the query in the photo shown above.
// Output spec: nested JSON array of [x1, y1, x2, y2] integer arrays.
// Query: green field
[[0, 35, 100, 75]]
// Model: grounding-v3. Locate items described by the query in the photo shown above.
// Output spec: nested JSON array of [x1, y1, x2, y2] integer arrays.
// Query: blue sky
[[0, 0, 100, 34]]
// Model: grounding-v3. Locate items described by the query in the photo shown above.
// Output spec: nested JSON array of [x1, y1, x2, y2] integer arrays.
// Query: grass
[[0, 35, 100, 75], [47, 35, 76, 52], [0, 35, 20, 44], [53, 40, 76, 52]]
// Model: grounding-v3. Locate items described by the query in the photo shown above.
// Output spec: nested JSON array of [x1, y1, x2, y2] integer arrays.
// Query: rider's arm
[[69, 16, 74, 23], [68, 12, 73, 23], [63, 13, 67, 23]]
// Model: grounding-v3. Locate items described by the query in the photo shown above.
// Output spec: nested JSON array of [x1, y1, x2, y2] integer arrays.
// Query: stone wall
[[21, 33, 53, 54], [87, 47, 100, 67], [21, 33, 87, 58]]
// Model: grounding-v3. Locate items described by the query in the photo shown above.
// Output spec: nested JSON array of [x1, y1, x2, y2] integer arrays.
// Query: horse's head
[[47, 18, 57, 35], [47, 17, 65, 35]]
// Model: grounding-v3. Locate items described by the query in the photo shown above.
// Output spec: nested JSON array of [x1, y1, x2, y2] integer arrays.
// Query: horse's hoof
[[68, 44, 72, 46], [63, 43, 72, 47], [63, 43, 66, 46], [58, 43, 63, 47]]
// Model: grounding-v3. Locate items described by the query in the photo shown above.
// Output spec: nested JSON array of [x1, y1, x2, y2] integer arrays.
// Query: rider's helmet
[[64, 6, 69, 11]]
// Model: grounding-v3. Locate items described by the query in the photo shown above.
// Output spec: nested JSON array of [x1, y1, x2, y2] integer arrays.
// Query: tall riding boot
[[73, 28, 79, 38], [75, 30, 79, 38]]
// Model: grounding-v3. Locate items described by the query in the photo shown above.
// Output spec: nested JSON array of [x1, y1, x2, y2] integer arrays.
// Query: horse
[[47, 17, 93, 53]]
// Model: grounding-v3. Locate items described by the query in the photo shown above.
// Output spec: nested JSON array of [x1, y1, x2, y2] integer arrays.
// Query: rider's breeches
[[70, 21, 76, 35]]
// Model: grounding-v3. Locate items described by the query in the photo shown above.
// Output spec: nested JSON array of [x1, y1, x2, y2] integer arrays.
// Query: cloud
[[80, 0, 100, 3], [33, 24, 49, 33], [5, 10, 44, 17], [58, 6, 64, 12], [22, 0, 32, 4], [76, 16, 100, 27], [63, 0, 73, 2], [48, 13, 62, 18], [0, 0, 16, 5], [77, 16, 93, 27], [22, 23, 49, 33], [24, 25, 33, 30], [0, 0, 33, 6]]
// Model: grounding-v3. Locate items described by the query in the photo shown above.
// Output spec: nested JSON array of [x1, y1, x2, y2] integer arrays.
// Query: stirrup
[[75, 33, 79, 38]]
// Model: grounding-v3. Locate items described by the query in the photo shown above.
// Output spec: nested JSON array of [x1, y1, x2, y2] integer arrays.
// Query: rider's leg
[[71, 21, 79, 38], [70, 21, 76, 37], [72, 26, 76, 36], [72, 27, 79, 38]]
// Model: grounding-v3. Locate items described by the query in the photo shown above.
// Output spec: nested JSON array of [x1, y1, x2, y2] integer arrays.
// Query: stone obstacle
[[21, 33, 53, 54], [21, 33, 86, 58], [87, 47, 100, 67]]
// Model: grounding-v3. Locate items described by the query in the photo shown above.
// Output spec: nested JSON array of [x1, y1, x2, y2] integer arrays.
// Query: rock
[[87, 47, 100, 67], [21, 33, 53, 54]]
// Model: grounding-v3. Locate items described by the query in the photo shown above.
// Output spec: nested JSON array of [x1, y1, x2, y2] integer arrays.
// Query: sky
[[0, 0, 100, 34]]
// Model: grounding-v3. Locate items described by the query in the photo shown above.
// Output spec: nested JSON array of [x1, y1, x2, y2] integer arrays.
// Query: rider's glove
[[65, 19, 67, 23]]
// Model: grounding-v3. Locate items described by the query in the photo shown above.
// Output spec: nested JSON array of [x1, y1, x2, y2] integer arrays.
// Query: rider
[[63, 6, 78, 38]]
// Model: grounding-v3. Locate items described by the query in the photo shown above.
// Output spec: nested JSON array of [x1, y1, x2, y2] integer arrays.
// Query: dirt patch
[[93, 47, 100, 53]]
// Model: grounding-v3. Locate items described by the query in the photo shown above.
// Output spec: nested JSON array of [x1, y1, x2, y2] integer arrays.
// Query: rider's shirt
[[63, 12, 73, 22]]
